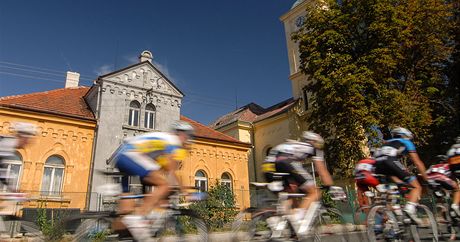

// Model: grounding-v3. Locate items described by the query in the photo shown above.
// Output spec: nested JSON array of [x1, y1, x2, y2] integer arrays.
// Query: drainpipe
[[85, 79, 102, 210], [249, 122, 257, 182]]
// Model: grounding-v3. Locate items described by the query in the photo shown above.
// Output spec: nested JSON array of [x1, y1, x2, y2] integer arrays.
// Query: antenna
[[235, 87, 238, 110], [114, 39, 119, 70]]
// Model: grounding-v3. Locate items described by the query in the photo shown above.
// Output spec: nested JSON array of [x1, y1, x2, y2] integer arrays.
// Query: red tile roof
[[210, 98, 296, 129], [181, 115, 250, 147], [0, 87, 95, 120]]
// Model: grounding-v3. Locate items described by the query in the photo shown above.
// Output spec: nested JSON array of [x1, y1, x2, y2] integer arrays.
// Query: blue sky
[[0, 0, 294, 125]]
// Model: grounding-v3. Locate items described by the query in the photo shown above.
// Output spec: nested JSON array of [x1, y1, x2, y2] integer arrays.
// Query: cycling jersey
[[373, 138, 417, 183], [354, 158, 379, 188], [114, 132, 186, 192], [426, 163, 456, 190], [262, 141, 321, 190]]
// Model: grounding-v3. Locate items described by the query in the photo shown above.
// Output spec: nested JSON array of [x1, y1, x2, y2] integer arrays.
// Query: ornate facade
[[0, 87, 96, 209]]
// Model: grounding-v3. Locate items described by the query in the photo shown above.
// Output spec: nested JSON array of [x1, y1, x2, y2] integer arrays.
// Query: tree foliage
[[189, 182, 238, 230], [293, 0, 459, 176]]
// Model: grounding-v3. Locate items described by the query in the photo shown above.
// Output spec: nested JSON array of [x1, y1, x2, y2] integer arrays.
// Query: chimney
[[65, 71, 80, 88], [139, 50, 153, 63]]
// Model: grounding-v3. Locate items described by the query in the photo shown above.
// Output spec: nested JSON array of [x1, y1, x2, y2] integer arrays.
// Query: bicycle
[[0, 192, 45, 241], [66, 171, 208, 242], [364, 175, 439, 242], [232, 173, 350, 242], [429, 180, 460, 241]]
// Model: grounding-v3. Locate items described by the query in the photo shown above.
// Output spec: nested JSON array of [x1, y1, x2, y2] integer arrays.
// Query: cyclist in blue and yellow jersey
[[113, 120, 194, 240], [374, 127, 428, 224]]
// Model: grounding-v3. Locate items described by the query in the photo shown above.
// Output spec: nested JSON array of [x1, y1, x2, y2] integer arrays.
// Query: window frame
[[1, 152, 23, 192], [220, 172, 232, 191], [41, 155, 65, 196], [128, 100, 141, 127], [194, 170, 208, 192], [144, 103, 156, 129]]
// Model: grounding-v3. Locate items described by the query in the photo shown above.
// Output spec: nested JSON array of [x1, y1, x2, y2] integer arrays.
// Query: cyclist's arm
[[409, 152, 428, 181], [163, 154, 187, 193], [313, 159, 333, 187]]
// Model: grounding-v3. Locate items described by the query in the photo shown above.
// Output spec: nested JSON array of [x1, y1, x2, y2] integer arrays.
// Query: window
[[128, 101, 140, 126], [194, 170, 208, 192], [144, 104, 156, 129], [221, 173, 232, 191], [302, 88, 309, 110], [41, 155, 65, 196], [1, 152, 22, 191]]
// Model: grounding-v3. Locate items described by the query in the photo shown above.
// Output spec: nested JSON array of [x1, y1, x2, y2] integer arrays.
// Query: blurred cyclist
[[113, 120, 194, 241], [373, 127, 428, 224], [0, 122, 36, 191], [262, 131, 337, 234], [446, 136, 460, 216]]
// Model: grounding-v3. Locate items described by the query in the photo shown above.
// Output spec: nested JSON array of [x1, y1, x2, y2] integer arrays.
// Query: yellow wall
[[0, 107, 95, 210], [177, 139, 251, 210], [253, 113, 292, 182]]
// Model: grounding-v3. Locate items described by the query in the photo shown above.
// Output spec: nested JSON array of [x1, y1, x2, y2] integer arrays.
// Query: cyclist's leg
[[276, 160, 318, 219], [115, 151, 168, 216], [140, 170, 169, 215], [449, 163, 460, 214]]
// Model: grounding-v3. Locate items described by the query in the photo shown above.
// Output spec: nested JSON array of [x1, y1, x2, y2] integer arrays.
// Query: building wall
[[86, 61, 184, 209], [253, 113, 292, 182], [177, 139, 251, 210], [0, 107, 95, 209]]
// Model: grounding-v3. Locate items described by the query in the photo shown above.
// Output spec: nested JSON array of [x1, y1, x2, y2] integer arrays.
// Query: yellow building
[[0, 87, 96, 209], [180, 116, 251, 209]]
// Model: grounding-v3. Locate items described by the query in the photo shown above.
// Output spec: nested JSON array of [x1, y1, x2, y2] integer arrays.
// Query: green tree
[[293, 0, 457, 176], [189, 182, 238, 231]]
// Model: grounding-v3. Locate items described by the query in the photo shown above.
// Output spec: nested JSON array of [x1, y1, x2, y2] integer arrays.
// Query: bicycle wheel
[[1, 216, 46, 242], [69, 214, 114, 242], [409, 204, 439, 242], [153, 209, 208, 242], [367, 205, 406, 242], [434, 204, 456, 241], [232, 209, 280, 242], [304, 207, 350, 242]]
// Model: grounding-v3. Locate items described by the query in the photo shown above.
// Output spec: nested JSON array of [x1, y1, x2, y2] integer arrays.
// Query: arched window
[[221, 172, 232, 191], [265, 147, 272, 157], [128, 101, 140, 126], [1, 152, 22, 191], [194, 170, 208, 192], [41, 155, 65, 196], [144, 104, 156, 129]]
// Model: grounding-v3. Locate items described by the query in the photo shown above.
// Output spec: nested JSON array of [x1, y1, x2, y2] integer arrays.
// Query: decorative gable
[[100, 61, 183, 98]]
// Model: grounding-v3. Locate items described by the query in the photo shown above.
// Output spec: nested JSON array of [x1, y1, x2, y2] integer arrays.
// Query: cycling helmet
[[13, 122, 37, 137], [301, 131, 324, 149], [390, 127, 413, 140], [170, 120, 194, 136]]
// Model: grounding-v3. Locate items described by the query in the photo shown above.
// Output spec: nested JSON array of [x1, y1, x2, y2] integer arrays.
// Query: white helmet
[[13, 122, 37, 137], [170, 120, 194, 136], [302, 131, 324, 149], [391, 127, 413, 140]]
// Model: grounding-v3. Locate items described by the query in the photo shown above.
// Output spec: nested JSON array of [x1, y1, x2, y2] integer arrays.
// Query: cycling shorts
[[374, 157, 416, 183], [115, 151, 160, 192], [264, 159, 315, 190]]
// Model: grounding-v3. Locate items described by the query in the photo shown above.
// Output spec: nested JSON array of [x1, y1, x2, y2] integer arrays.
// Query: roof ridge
[[0, 86, 89, 101], [181, 115, 247, 144]]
